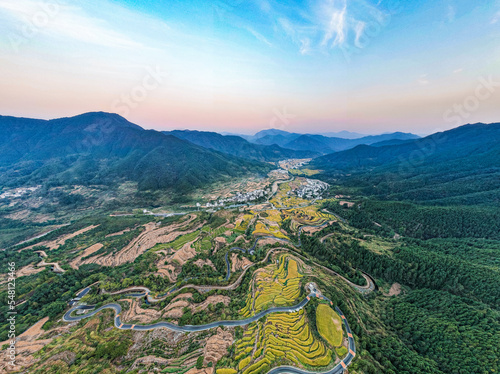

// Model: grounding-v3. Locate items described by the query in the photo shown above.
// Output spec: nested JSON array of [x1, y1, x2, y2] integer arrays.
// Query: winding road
[[63, 289, 355, 374], [62, 175, 364, 373], [97, 223, 375, 302], [219, 222, 374, 293], [65, 236, 360, 373]]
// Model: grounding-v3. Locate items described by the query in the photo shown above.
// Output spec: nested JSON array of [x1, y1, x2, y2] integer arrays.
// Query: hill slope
[[312, 123, 500, 205], [0, 112, 269, 192], [163, 130, 318, 161]]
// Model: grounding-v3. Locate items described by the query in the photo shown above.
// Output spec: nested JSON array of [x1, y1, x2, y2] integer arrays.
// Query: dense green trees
[[0, 112, 271, 193], [300, 234, 366, 285], [315, 194, 500, 374], [314, 234, 500, 309], [384, 289, 500, 374], [322, 200, 500, 240], [313, 123, 500, 206]]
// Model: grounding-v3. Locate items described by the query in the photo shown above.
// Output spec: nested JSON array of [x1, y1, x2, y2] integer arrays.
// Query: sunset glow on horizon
[[0, 0, 499, 135]]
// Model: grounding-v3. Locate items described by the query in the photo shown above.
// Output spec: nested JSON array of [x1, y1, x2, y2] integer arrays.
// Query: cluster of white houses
[[204, 188, 270, 208], [294, 179, 329, 199], [278, 159, 310, 170]]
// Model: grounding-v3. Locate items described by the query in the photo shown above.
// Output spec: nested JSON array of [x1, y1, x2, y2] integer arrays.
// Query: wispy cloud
[[418, 74, 430, 86], [245, 27, 273, 47], [0, 0, 142, 49], [264, 0, 391, 55], [492, 11, 500, 24], [299, 38, 311, 55], [354, 21, 366, 48], [321, 0, 348, 48]]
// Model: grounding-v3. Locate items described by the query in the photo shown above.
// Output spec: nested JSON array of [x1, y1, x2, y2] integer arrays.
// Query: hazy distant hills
[[0, 112, 268, 191], [319, 130, 366, 139], [163, 130, 319, 162], [312, 123, 500, 205], [244, 129, 420, 154], [164, 128, 420, 160]]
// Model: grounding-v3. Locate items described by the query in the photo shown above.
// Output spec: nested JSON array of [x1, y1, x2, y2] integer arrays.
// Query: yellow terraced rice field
[[246, 256, 302, 313], [234, 254, 332, 372], [235, 310, 332, 373]]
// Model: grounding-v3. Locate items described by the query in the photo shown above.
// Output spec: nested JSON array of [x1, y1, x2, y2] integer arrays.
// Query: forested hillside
[[301, 216, 500, 373], [0, 113, 269, 192], [322, 200, 500, 240], [164, 130, 318, 161], [312, 123, 500, 205]]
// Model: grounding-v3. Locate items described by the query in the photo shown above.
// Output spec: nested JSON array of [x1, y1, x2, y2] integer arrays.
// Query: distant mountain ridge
[[244, 129, 420, 154], [163, 130, 319, 162], [0, 112, 268, 192], [319, 130, 366, 139]]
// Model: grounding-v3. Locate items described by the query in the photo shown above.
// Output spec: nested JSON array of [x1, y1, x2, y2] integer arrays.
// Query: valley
[[1, 172, 364, 373], [2, 148, 498, 374], [0, 119, 499, 374]]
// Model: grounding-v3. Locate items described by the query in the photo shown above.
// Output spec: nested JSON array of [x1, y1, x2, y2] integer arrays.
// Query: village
[[203, 188, 270, 208], [293, 179, 329, 199]]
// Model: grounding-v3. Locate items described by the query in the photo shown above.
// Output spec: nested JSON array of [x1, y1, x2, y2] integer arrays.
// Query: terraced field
[[286, 206, 329, 226], [252, 221, 289, 240], [8, 173, 363, 374], [241, 255, 302, 317], [235, 214, 255, 233], [288, 168, 320, 176], [197, 224, 229, 252], [152, 229, 201, 252], [234, 254, 338, 372], [316, 304, 343, 347], [263, 210, 283, 224], [234, 310, 332, 374], [216, 369, 238, 374], [270, 182, 309, 209]]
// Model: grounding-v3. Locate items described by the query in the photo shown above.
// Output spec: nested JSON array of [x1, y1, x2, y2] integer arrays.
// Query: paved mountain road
[[63, 291, 355, 374]]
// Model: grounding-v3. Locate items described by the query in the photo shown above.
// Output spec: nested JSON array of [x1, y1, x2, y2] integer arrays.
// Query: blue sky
[[0, 0, 499, 134]]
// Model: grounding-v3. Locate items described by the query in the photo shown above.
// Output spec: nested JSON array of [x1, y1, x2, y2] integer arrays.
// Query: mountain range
[[162, 130, 318, 161], [1, 112, 498, 205], [242, 129, 420, 154], [0, 112, 268, 192], [167, 128, 420, 157]]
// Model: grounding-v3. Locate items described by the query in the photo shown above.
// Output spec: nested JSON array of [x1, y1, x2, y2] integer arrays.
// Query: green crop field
[[316, 304, 343, 347]]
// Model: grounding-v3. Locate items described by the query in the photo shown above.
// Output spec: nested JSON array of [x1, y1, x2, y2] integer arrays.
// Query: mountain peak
[[253, 129, 295, 138], [51, 112, 143, 131]]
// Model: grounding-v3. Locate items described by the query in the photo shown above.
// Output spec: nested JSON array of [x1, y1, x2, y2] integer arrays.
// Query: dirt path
[[319, 233, 336, 243], [34, 250, 47, 258], [14, 224, 70, 247], [37, 260, 65, 273], [19, 225, 99, 251]]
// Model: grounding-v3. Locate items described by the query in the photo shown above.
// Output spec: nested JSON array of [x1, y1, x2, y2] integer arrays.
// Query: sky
[[0, 0, 499, 135]]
